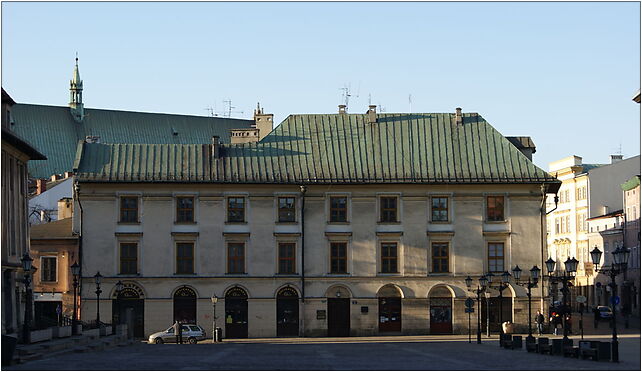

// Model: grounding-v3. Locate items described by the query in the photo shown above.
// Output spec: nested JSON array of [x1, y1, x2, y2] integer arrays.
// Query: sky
[[2, 1, 640, 170]]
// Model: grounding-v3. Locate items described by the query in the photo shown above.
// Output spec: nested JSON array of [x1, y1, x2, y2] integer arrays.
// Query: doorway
[[112, 286, 145, 338], [327, 298, 350, 337], [481, 296, 512, 332], [276, 287, 299, 337], [225, 287, 248, 339], [173, 286, 197, 324], [429, 286, 453, 334]]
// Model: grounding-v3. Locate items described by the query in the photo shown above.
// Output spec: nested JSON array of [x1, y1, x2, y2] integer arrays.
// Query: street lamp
[[71, 262, 80, 335], [544, 256, 577, 342], [465, 275, 488, 344], [211, 295, 218, 343], [21, 253, 33, 344], [114, 280, 123, 325], [94, 272, 102, 328], [513, 265, 540, 343], [591, 245, 630, 363]]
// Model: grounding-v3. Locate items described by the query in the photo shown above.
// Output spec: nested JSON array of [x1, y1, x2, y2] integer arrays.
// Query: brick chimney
[[610, 154, 623, 164], [36, 179, 47, 195], [455, 107, 463, 125], [338, 105, 347, 114], [58, 197, 73, 219], [211, 136, 220, 158], [367, 105, 377, 124], [64, 171, 74, 178], [50, 174, 62, 182]]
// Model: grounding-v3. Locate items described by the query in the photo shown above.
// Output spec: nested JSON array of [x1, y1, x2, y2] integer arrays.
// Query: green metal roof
[[10, 103, 254, 179], [75, 112, 560, 189], [621, 175, 640, 191]]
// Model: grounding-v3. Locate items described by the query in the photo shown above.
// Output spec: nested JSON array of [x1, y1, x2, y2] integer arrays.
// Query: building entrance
[[112, 284, 145, 338], [327, 298, 350, 337], [429, 287, 453, 334], [276, 287, 299, 337], [173, 286, 197, 324], [225, 287, 248, 339]]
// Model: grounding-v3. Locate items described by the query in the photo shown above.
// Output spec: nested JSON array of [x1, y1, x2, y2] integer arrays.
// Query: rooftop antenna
[[368, 93, 372, 106], [223, 99, 244, 118], [408, 94, 412, 113], [204, 107, 217, 117], [378, 103, 386, 113], [339, 83, 360, 112]]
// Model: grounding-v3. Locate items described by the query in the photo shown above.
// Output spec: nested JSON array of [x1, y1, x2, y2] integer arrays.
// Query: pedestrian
[[536, 310, 545, 335], [565, 314, 572, 335], [173, 320, 180, 344], [551, 312, 562, 336], [593, 307, 600, 329], [178, 322, 183, 344]]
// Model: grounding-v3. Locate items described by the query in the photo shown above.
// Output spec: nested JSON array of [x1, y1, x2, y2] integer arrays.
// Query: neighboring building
[[73, 107, 560, 338], [30, 214, 79, 329], [546, 154, 641, 310], [28, 175, 74, 225], [8, 58, 256, 180], [2, 89, 46, 338], [621, 175, 640, 317], [586, 211, 624, 307]]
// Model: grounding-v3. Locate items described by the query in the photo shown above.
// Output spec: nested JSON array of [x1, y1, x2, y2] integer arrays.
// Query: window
[[120, 243, 138, 274], [278, 197, 296, 222], [431, 242, 449, 273], [329, 196, 348, 222], [119, 196, 138, 223], [278, 242, 296, 274], [380, 196, 398, 223], [380, 242, 398, 273], [565, 216, 570, 233], [486, 196, 504, 221], [330, 242, 348, 274], [555, 218, 560, 234], [431, 197, 448, 222], [227, 242, 245, 274], [176, 242, 194, 274], [176, 197, 194, 223], [41, 257, 57, 282], [227, 197, 245, 223], [488, 243, 504, 273]]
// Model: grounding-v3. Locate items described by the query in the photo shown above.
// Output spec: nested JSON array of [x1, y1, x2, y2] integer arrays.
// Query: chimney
[[602, 205, 610, 215], [211, 136, 220, 158], [367, 105, 377, 124], [58, 197, 73, 219], [64, 171, 74, 178], [85, 135, 100, 144], [338, 104, 347, 114], [36, 179, 47, 195], [50, 174, 62, 182], [610, 154, 623, 164], [455, 107, 463, 125]]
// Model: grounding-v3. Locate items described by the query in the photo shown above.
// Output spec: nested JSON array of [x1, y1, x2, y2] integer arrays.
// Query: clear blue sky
[[2, 1, 640, 169]]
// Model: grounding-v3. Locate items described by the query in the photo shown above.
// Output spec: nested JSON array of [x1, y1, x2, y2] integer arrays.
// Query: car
[[148, 324, 206, 344], [597, 306, 613, 319]]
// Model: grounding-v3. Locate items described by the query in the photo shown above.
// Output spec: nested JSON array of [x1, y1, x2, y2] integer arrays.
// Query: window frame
[[227, 196, 246, 223], [119, 195, 139, 223], [227, 241, 246, 274], [379, 196, 399, 223], [40, 256, 57, 282], [277, 196, 297, 223], [329, 241, 348, 274], [380, 241, 399, 274], [431, 242, 450, 273], [486, 195, 505, 222], [430, 196, 449, 223], [277, 242, 296, 274], [487, 242, 505, 273], [176, 196, 195, 223], [175, 241, 195, 275], [329, 196, 349, 223], [119, 242, 138, 275]]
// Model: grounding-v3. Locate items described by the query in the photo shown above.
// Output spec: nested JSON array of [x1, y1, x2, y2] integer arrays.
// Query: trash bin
[[215, 327, 223, 342]]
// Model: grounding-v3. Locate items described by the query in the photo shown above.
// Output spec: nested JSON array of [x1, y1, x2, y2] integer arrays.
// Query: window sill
[[118, 273, 140, 277], [430, 220, 451, 224], [275, 221, 298, 225], [225, 221, 248, 225], [327, 221, 350, 225], [225, 273, 248, 276], [174, 273, 197, 276], [326, 273, 350, 277], [117, 221, 141, 225], [378, 272, 401, 276], [275, 273, 299, 276], [428, 272, 452, 276], [377, 221, 401, 225], [484, 220, 507, 224], [174, 221, 197, 225]]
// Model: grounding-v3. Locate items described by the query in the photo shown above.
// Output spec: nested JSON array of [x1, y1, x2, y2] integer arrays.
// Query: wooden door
[[327, 298, 350, 337], [276, 298, 299, 337], [225, 288, 248, 339], [378, 297, 401, 332], [430, 297, 452, 334]]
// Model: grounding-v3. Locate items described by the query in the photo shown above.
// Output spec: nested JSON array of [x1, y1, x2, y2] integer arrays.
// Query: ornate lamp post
[[114, 280, 123, 325], [94, 272, 103, 328], [512, 265, 540, 343], [590, 245, 630, 363], [465, 275, 488, 344], [484, 272, 494, 337], [211, 295, 218, 343], [71, 261, 80, 335], [544, 256, 578, 342], [21, 253, 33, 344]]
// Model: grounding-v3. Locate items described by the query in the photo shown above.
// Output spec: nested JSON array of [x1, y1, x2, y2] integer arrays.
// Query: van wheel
[[154, 338, 164, 344], [188, 337, 197, 344]]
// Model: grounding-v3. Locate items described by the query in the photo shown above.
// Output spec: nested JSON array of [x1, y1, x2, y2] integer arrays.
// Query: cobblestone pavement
[[7, 334, 640, 370]]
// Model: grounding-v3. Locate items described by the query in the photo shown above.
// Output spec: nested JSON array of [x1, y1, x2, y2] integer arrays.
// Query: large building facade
[[74, 109, 560, 338]]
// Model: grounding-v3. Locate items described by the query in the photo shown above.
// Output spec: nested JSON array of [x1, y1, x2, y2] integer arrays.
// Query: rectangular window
[[431, 242, 449, 273], [227, 242, 245, 274], [380, 242, 398, 273], [227, 197, 245, 223], [120, 243, 138, 274], [329, 196, 348, 222], [119, 196, 138, 223], [278, 242, 295, 274], [41, 257, 57, 282], [488, 243, 504, 273], [176, 242, 194, 274], [431, 197, 449, 222], [486, 196, 504, 221], [278, 197, 296, 222], [330, 242, 348, 274], [565, 216, 570, 234], [380, 196, 398, 223], [176, 197, 194, 223]]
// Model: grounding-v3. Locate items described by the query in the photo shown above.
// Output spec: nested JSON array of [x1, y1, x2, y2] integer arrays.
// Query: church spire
[[69, 53, 84, 123]]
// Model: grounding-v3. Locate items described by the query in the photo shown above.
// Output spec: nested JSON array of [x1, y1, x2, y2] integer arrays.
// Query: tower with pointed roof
[[69, 56, 84, 123]]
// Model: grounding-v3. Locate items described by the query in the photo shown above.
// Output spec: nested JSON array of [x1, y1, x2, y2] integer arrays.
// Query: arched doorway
[[377, 285, 402, 333], [429, 286, 453, 334], [326, 285, 351, 337], [173, 286, 197, 324], [225, 287, 248, 339], [112, 283, 145, 338], [276, 286, 299, 337], [481, 287, 513, 332]]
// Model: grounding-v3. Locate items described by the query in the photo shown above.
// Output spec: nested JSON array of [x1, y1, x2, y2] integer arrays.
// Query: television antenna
[[204, 107, 218, 117], [339, 82, 360, 111], [223, 99, 244, 118]]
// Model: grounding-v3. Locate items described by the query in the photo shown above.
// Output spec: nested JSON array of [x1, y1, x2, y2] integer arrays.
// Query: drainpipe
[[73, 181, 83, 324], [299, 185, 307, 337], [541, 183, 559, 314]]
